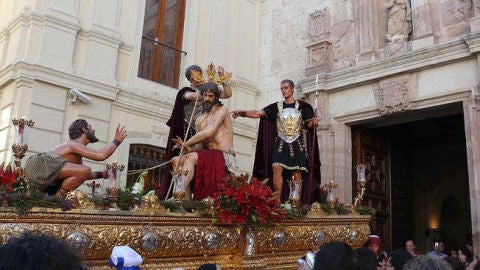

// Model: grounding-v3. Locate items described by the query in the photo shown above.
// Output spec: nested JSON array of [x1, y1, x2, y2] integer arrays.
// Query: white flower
[[131, 182, 143, 194]]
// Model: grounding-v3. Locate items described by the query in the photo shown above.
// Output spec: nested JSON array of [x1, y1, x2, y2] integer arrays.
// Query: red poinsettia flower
[[213, 175, 286, 226], [0, 163, 17, 192]]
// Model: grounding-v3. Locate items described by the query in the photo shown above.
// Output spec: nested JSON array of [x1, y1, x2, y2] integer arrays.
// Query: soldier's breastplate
[[277, 107, 302, 143]]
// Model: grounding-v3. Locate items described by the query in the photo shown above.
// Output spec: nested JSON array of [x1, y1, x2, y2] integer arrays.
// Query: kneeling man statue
[[24, 119, 127, 196]]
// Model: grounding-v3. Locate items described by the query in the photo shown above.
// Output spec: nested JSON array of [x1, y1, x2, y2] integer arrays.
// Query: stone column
[[316, 122, 353, 204], [463, 94, 480, 254]]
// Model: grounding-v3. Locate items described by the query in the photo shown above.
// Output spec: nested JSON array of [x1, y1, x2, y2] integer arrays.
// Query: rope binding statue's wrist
[[112, 139, 121, 146]]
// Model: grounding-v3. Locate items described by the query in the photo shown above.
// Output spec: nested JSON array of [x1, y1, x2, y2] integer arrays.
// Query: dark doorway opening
[[352, 103, 471, 254]]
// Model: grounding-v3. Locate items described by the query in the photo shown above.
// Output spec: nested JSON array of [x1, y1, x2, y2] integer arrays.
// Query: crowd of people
[[0, 231, 477, 270], [0, 231, 222, 270], [297, 235, 479, 270]]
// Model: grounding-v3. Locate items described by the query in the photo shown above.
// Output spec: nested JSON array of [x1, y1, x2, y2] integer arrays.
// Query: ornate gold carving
[[66, 190, 96, 209], [307, 202, 326, 217], [0, 210, 370, 269], [190, 63, 232, 86], [200, 196, 216, 216], [105, 186, 120, 209], [173, 190, 186, 202], [135, 193, 167, 212]]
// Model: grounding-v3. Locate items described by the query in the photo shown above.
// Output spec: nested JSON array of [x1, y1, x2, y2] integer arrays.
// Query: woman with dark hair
[[458, 246, 473, 269]]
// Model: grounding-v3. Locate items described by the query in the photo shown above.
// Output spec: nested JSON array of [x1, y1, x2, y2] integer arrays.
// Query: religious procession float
[[0, 114, 373, 270]]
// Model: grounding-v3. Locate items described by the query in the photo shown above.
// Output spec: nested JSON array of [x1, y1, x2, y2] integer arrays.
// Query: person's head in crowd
[[450, 247, 459, 258], [109, 246, 143, 270], [433, 240, 446, 254], [365, 235, 382, 256], [406, 240, 418, 256], [313, 241, 355, 270], [198, 264, 221, 270], [403, 255, 453, 270], [390, 249, 413, 270], [466, 240, 474, 256], [445, 256, 464, 270], [0, 231, 87, 270], [353, 247, 377, 270], [458, 246, 473, 265], [365, 234, 388, 262]]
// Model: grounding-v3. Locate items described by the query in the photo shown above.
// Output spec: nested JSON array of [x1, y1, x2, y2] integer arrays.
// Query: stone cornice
[[463, 32, 480, 54], [43, 12, 81, 34], [0, 62, 118, 100], [334, 90, 472, 124], [77, 29, 122, 48], [300, 38, 474, 94], [233, 77, 259, 95], [232, 122, 258, 138], [6, 10, 80, 35], [112, 90, 171, 120]]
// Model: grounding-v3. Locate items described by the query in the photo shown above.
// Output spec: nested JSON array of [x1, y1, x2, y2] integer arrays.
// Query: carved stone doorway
[[352, 102, 471, 253]]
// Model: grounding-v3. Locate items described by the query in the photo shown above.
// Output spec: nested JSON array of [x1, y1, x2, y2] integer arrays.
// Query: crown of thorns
[[189, 63, 232, 86]]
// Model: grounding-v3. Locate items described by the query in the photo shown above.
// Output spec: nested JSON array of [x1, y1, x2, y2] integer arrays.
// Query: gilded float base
[[0, 208, 370, 269]]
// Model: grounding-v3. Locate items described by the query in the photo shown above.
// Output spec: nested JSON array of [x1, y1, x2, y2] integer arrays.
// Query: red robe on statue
[[193, 149, 226, 200]]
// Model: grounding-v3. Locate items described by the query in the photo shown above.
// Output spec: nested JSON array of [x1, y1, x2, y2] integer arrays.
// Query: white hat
[[109, 246, 143, 269]]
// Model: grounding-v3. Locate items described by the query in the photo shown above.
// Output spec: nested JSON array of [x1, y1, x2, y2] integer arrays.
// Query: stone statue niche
[[385, 0, 413, 44], [306, 8, 333, 75], [310, 8, 330, 41]]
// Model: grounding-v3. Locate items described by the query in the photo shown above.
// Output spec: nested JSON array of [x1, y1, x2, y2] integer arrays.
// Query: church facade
[[0, 0, 479, 254]]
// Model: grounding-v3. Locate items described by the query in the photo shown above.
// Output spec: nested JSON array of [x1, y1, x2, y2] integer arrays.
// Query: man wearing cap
[[109, 246, 143, 270], [365, 235, 389, 266]]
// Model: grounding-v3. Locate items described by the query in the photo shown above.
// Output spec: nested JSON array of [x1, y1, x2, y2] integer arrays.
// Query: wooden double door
[[352, 127, 415, 252]]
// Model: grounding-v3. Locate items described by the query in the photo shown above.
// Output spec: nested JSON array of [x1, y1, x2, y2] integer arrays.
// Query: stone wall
[[0, 0, 262, 188]]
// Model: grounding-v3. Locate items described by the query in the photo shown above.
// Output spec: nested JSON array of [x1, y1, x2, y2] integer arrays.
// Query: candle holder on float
[[105, 162, 125, 210], [325, 180, 338, 203], [86, 180, 101, 198], [288, 176, 302, 208], [171, 168, 187, 203], [12, 118, 35, 193], [353, 163, 367, 206]]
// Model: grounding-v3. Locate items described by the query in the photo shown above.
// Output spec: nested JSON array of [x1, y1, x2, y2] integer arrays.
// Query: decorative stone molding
[[373, 74, 414, 115], [384, 41, 412, 58], [306, 41, 333, 76], [309, 8, 330, 42], [306, 8, 333, 76], [299, 39, 470, 94]]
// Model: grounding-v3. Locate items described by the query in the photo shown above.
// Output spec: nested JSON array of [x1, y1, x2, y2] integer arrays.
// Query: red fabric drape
[[193, 149, 226, 200]]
